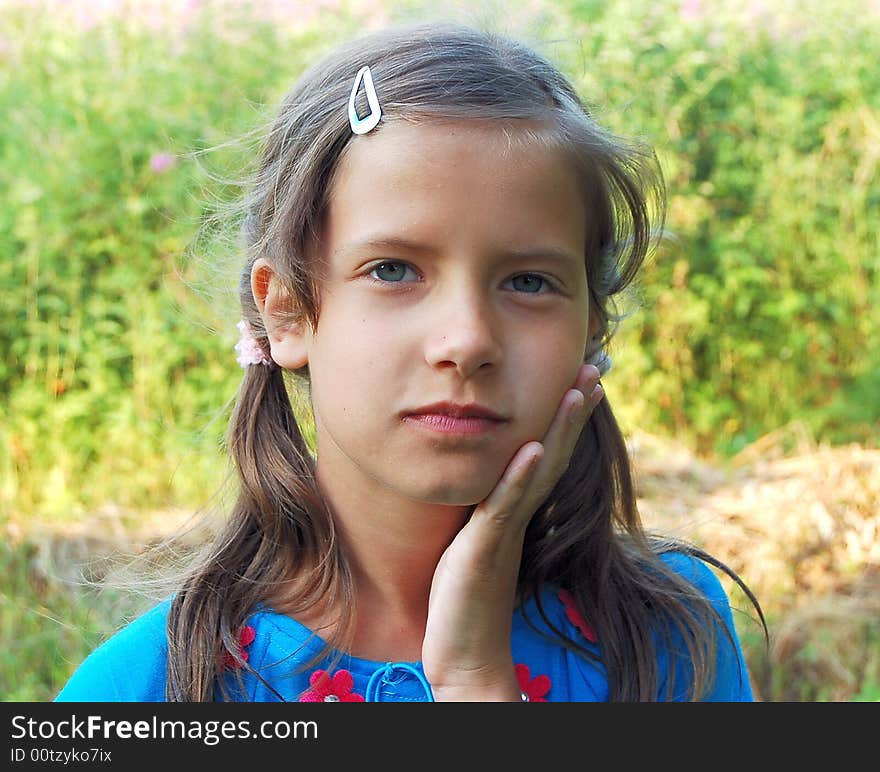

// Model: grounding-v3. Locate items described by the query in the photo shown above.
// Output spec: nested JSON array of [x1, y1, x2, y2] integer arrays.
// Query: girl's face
[[295, 120, 591, 506]]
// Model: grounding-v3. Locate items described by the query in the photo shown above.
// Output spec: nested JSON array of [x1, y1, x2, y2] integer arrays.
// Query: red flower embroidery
[[222, 625, 256, 670], [558, 589, 597, 643], [299, 669, 365, 702], [515, 663, 551, 702]]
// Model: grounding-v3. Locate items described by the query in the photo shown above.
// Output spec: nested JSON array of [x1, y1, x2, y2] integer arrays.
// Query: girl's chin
[[402, 478, 498, 508], [435, 461, 511, 501]]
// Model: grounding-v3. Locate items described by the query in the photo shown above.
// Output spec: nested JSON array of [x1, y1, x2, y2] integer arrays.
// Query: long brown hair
[[167, 21, 765, 701]]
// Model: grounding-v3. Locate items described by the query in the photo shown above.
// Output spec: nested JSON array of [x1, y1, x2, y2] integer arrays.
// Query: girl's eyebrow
[[337, 236, 582, 265]]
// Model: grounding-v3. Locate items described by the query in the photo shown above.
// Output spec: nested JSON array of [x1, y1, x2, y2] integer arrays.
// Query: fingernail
[[591, 384, 604, 406], [525, 445, 543, 471], [583, 363, 600, 383]]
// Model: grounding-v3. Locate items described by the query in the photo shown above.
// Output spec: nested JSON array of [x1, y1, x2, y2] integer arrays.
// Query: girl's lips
[[402, 413, 505, 435]]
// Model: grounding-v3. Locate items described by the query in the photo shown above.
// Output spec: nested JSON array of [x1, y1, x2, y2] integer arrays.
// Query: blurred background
[[1, 0, 878, 701]]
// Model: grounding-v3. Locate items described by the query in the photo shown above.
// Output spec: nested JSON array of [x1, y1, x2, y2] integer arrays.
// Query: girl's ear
[[250, 258, 311, 370]]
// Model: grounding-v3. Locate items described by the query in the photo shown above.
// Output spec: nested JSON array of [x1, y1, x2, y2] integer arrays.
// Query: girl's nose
[[423, 290, 503, 377]]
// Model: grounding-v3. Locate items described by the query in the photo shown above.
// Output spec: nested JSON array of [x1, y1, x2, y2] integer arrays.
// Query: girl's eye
[[369, 261, 418, 283], [367, 262, 557, 294], [508, 273, 554, 294]]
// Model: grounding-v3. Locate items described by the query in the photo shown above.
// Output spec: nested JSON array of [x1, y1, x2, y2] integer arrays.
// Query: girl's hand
[[421, 363, 604, 701]]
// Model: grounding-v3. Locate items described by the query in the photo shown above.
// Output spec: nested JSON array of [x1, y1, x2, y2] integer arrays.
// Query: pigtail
[[522, 390, 755, 700], [166, 362, 345, 701]]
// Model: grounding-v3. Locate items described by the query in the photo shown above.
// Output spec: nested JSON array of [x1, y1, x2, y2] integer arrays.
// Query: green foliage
[[1, 0, 878, 523], [545, 0, 880, 456], [0, 2, 343, 519]]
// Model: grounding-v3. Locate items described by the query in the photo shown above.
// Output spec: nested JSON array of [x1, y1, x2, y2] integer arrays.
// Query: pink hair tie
[[234, 319, 272, 368]]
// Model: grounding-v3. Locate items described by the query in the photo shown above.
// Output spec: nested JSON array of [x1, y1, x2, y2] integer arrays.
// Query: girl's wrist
[[429, 670, 522, 702]]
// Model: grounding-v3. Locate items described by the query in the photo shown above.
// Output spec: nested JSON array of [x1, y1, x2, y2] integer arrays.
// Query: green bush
[[543, 0, 879, 454], [0, 3, 351, 519]]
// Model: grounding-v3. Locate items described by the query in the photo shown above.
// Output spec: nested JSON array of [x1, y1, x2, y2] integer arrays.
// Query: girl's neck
[[328, 468, 470, 613], [277, 459, 472, 662]]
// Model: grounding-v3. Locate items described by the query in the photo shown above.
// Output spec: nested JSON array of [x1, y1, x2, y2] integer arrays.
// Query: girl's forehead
[[323, 119, 587, 260], [330, 119, 581, 208], [338, 117, 567, 168]]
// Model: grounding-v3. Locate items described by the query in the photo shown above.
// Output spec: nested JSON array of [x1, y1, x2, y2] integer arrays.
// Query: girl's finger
[[517, 388, 588, 510], [527, 364, 600, 473], [474, 364, 602, 526], [476, 441, 544, 521]]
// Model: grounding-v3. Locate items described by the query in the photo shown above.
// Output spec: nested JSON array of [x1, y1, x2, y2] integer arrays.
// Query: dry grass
[[630, 422, 880, 701]]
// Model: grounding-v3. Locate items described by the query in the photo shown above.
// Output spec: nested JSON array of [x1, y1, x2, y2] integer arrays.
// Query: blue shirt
[[55, 552, 754, 702]]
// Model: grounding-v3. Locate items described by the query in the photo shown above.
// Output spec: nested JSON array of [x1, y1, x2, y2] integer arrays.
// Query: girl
[[57, 21, 764, 702]]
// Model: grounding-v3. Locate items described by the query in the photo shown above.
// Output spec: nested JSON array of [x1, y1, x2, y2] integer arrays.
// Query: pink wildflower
[[680, 0, 703, 20], [149, 152, 176, 174]]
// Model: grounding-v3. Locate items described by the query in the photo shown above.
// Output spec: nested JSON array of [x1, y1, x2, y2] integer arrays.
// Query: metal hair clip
[[348, 65, 382, 135]]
